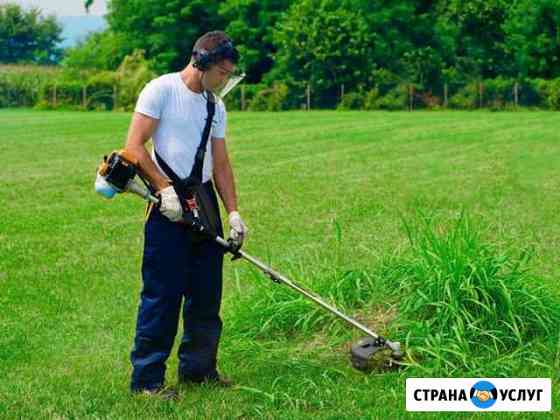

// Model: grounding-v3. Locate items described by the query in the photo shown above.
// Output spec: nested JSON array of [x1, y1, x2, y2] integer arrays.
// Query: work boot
[[179, 372, 234, 388], [134, 386, 180, 401], [207, 375, 234, 388]]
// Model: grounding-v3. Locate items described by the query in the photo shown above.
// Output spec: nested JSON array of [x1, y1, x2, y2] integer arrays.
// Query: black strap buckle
[[227, 238, 242, 260]]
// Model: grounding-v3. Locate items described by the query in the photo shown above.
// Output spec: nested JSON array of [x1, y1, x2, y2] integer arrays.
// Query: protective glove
[[228, 211, 248, 247], [158, 185, 183, 222]]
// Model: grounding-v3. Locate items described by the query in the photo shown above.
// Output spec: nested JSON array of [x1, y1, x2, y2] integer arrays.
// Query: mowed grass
[[1, 108, 559, 419]]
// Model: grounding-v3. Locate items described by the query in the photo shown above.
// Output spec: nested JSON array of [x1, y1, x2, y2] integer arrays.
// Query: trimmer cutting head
[[350, 337, 404, 371]]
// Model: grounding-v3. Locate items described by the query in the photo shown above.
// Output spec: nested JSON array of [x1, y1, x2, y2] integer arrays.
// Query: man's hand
[[159, 186, 183, 222], [228, 211, 248, 247]]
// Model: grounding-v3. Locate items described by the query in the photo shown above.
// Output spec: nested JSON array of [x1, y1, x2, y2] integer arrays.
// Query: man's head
[[190, 31, 240, 93]]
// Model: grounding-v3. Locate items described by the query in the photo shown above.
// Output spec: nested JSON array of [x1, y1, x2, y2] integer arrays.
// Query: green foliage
[[449, 82, 480, 109], [106, 0, 226, 73], [222, 83, 256, 111], [247, 83, 290, 111], [82, 71, 118, 110], [272, 0, 374, 97], [31, 71, 117, 111], [114, 50, 156, 111], [504, 0, 560, 78], [337, 92, 364, 111], [7, 0, 560, 111], [393, 211, 560, 375], [229, 217, 376, 341], [35, 80, 83, 110], [0, 65, 60, 107], [0, 50, 153, 111], [362, 88, 380, 111], [371, 69, 401, 95], [219, 0, 294, 83], [437, 0, 512, 78], [62, 31, 130, 71], [533, 78, 560, 110], [516, 80, 541, 108], [374, 86, 409, 111], [0, 3, 62, 64], [447, 77, 522, 110], [340, 85, 408, 111], [402, 47, 442, 87], [230, 222, 380, 338], [358, 1, 434, 77], [482, 77, 515, 110], [231, 267, 378, 338], [448, 78, 542, 110]]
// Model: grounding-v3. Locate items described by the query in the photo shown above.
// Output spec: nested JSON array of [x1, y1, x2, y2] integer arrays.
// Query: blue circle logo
[[470, 381, 498, 409]]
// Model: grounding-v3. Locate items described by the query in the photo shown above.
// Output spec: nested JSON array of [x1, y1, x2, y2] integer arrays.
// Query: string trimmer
[[95, 150, 404, 371]]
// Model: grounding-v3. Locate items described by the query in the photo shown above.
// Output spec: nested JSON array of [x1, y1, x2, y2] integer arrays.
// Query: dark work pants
[[130, 181, 224, 391]]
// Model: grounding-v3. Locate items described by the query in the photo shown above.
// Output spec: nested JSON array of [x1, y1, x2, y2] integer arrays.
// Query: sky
[[0, 0, 107, 16]]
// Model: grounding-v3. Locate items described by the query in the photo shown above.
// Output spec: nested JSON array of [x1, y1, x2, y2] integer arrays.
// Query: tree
[[434, 0, 512, 78], [504, 0, 560, 79], [0, 3, 62, 64], [106, 0, 226, 73], [219, 0, 294, 83], [62, 30, 130, 70], [77, 0, 560, 102], [272, 0, 453, 93], [358, 0, 452, 86], [272, 0, 375, 99], [83, 0, 291, 77]]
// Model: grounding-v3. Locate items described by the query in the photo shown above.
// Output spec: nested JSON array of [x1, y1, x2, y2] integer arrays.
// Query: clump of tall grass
[[394, 210, 560, 375], [230, 265, 378, 338], [229, 220, 383, 338]]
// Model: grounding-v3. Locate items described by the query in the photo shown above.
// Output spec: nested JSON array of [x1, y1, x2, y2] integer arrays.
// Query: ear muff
[[193, 50, 212, 71], [192, 39, 239, 72]]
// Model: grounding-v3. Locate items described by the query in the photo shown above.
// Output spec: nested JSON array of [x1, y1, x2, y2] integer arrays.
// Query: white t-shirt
[[134, 72, 227, 183]]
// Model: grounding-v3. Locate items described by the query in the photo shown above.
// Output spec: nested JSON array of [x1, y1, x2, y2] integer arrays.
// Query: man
[[124, 31, 248, 398]]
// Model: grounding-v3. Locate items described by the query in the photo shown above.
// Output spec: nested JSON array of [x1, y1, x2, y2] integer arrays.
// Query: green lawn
[[1, 109, 559, 418]]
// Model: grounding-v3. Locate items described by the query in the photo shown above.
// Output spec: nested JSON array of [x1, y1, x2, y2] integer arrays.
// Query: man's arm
[[212, 137, 237, 213], [213, 137, 249, 245], [125, 112, 170, 192]]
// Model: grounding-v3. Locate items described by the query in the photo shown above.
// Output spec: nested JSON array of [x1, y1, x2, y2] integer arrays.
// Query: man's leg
[[177, 236, 224, 381], [130, 207, 191, 391], [178, 183, 225, 382]]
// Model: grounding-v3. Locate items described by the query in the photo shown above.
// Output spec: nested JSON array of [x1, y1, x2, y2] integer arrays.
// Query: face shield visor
[[211, 71, 245, 101], [201, 64, 245, 102]]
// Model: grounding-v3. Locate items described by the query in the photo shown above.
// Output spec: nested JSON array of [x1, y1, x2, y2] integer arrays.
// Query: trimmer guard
[[350, 337, 403, 371]]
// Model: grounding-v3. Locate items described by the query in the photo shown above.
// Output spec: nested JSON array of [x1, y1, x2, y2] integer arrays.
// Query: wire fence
[[43, 83, 117, 110], [1, 75, 559, 111], [222, 79, 557, 111], [0, 75, 119, 110], [226, 79, 560, 111]]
